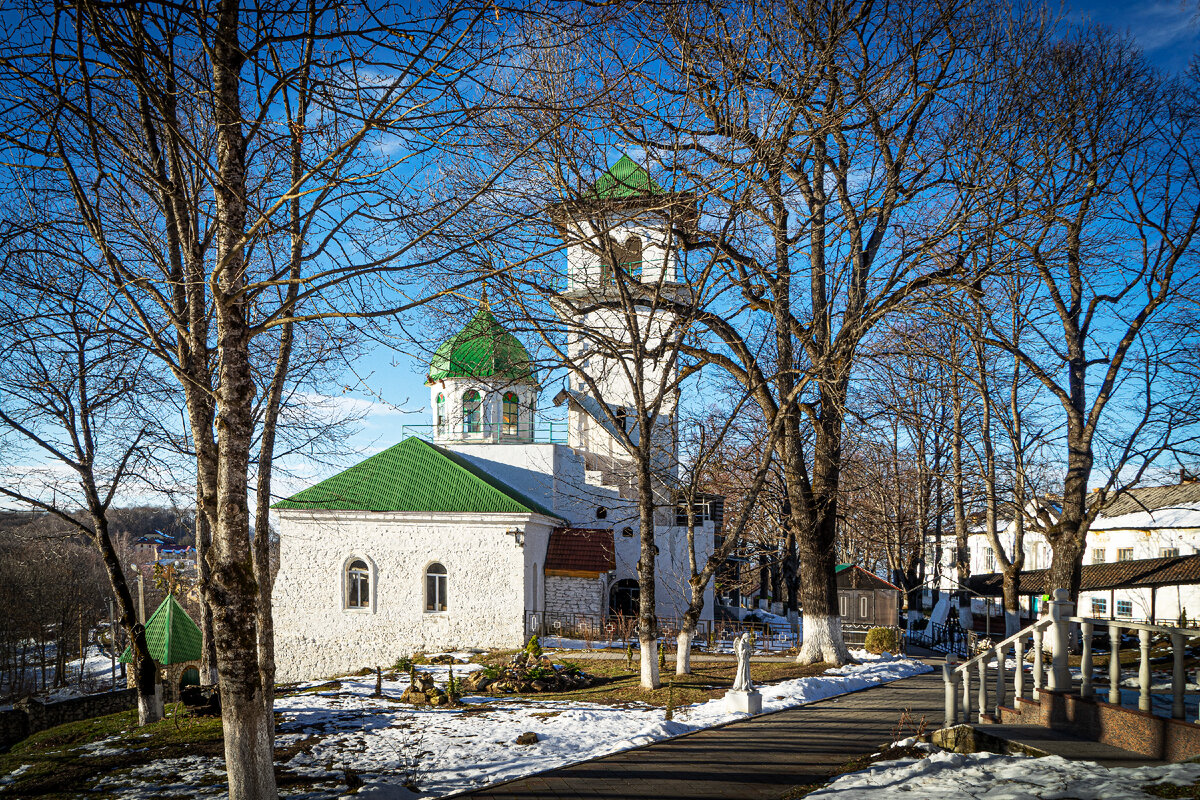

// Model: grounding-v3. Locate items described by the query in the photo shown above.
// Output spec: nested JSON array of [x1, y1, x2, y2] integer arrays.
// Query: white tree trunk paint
[[1004, 609, 1022, 638], [796, 613, 851, 665], [788, 609, 800, 640], [222, 696, 275, 800], [639, 634, 660, 689], [676, 631, 692, 675], [136, 682, 163, 726]]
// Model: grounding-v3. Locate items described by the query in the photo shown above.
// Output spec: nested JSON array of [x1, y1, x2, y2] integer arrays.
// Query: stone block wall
[[0, 689, 136, 752], [545, 574, 603, 618]]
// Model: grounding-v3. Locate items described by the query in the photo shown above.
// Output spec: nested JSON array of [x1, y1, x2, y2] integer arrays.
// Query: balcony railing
[[401, 421, 568, 444], [944, 588, 1200, 726]]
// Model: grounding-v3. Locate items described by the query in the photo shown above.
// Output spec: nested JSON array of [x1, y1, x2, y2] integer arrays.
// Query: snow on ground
[[81, 651, 929, 799], [808, 750, 1200, 799]]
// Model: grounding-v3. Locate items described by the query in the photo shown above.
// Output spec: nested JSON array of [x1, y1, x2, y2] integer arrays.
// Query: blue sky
[[1071, 0, 1198, 73], [286, 0, 1200, 496]]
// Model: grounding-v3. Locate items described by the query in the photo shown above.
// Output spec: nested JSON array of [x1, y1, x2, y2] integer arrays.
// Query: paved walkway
[[450, 658, 946, 800]]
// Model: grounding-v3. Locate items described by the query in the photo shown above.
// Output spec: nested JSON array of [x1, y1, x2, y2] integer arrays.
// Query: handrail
[[1067, 616, 1200, 637], [954, 616, 1053, 676], [942, 590, 1200, 730]]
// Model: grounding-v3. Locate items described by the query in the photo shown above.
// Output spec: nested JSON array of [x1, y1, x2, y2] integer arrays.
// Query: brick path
[[450, 658, 945, 800]]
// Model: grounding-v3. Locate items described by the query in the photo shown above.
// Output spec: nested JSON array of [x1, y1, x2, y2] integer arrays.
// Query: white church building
[[271, 157, 716, 682]]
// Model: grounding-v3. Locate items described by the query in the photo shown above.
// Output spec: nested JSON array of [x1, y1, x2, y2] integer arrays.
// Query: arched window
[[436, 393, 446, 435], [502, 392, 520, 436], [346, 559, 370, 609], [426, 562, 447, 612], [463, 390, 481, 434]]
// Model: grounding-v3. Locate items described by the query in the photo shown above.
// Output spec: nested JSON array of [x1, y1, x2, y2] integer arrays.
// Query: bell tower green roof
[[591, 154, 664, 199], [426, 303, 536, 385]]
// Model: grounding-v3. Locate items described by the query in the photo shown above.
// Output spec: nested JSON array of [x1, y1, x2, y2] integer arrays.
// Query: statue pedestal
[[724, 689, 762, 714]]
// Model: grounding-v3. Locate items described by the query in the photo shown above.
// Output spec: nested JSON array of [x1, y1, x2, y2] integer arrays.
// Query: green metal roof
[[426, 303, 535, 384], [119, 594, 202, 666], [591, 154, 664, 199], [273, 436, 559, 517]]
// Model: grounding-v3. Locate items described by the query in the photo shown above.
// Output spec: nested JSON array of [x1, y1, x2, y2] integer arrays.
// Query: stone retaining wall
[[0, 689, 136, 752]]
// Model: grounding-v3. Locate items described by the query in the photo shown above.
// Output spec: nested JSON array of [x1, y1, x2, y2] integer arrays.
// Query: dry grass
[[473, 651, 836, 707]]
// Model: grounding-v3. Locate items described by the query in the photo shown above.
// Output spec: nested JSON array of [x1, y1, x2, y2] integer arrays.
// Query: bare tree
[[600, 0, 1024, 664], [0, 1, 577, 794], [0, 278, 170, 724], [978, 27, 1200, 602]]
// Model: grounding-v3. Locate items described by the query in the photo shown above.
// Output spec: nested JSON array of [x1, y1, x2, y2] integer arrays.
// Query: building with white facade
[[271, 157, 716, 682], [942, 481, 1200, 624]]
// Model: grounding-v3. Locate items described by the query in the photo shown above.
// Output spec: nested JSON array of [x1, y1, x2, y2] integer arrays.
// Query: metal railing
[[908, 620, 978, 658], [402, 421, 568, 444], [943, 588, 1200, 727], [524, 611, 804, 652]]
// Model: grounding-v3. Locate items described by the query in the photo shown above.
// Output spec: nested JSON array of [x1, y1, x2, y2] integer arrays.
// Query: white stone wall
[[272, 509, 557, 682], [545, 575, 604, 618]]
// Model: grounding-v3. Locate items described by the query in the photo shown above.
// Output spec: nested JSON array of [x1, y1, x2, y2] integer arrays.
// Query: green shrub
[[395, 655, 414, 672], [864, 627, 902, 655], [525, 635, 543, 660]]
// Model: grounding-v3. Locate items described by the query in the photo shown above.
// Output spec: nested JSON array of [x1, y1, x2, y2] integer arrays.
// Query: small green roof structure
[[426, 302, 536, 385], [273, 436, 559, 518], [119, 594, 202, 666], [591, 154, 664, 199]]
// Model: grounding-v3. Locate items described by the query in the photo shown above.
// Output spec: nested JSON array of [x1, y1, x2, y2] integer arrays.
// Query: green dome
[[426, 303, 536, 384]]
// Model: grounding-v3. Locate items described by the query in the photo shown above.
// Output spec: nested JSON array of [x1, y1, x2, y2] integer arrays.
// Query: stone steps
[[935, 723, 1166, 767]]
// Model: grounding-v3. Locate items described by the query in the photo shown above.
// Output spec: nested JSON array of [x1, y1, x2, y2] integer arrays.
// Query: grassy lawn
[[0, 704, 225, 799], [471, 650, 835, 707], [1, 652, 848, 797]]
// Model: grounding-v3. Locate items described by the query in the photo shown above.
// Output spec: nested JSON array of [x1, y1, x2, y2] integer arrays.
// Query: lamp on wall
[[505, 528, 525, 546]]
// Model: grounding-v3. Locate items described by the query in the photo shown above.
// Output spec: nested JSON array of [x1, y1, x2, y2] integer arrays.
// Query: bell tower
[[550, 155, 690, 465]]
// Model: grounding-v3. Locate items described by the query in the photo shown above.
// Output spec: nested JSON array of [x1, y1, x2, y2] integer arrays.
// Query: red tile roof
[[545, 528, 615, 574]]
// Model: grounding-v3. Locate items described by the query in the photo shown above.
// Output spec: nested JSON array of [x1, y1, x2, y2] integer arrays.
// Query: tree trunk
[[209, 0, 276, 795], [795, 401, 852, 666], [675, 629, 692, 676], [635, 442, 659, 689]]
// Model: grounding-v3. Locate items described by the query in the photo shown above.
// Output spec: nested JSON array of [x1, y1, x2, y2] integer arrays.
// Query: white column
[[1032, 626, 1044, 692], [1108, 623, 1122, 705], [943, 657, 959, 727], [1139, 628, 1152, 713], [1080, 621, 1094, 698], [1014, 636, 1025, 702], [1048, 588, 1072, 691]]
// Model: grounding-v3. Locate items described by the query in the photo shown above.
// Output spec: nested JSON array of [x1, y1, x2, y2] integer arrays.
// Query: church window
[[463, 390, 482, 434], [436, 393, 446, 435], [502, 392, 520, 436], [346, 559, 370, 609], [426, 562, 448, 612]]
